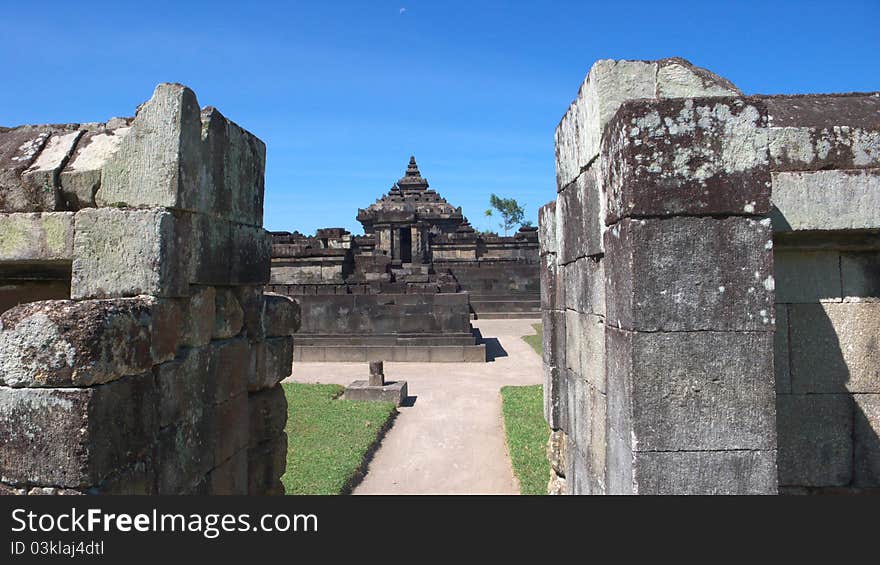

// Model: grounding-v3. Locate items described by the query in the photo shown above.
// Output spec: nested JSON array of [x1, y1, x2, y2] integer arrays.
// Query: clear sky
[[2, 1, 878, 234]]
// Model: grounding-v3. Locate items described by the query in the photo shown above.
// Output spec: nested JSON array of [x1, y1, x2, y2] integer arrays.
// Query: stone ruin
[[267, 157, 540, 362], [542, 57, 880, 494], [0, 83, 298, 494]]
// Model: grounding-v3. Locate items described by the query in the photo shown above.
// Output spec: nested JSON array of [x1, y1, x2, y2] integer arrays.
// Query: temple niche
[[268, 156, 540, 362]]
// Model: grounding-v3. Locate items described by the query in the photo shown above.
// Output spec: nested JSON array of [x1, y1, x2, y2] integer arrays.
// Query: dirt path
[[284, 318, 543, 494]]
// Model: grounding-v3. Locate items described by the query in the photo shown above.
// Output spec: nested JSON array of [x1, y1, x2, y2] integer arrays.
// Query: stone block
[[788, 302, 880, 393], [230, 223, 270, 285], [180, 286, 215, 348], [589, 386, 607, 495], [98, 84, 204, 211], [296, 346, 325, 362], [539, 253, 560, 311], [59, 122, 131, 208], [429, 346, 465, 362], [777, 394, 853, 487], [602, 96, 770, 224], [263, 293, 301, 336], [208, 448, 248, 495], [562, 255, 604, 316], [771, 169, 880, 231], [1, 125, 82, 212], [557, 167, 603, 263], [248, 386, 288, 447], [541, 309, 566, 370], [461, 345, 486, 362], [343, 379, 407, 406], [156, 346, 210, 428], [842, 251, 880, 301], [547, 429, 567, 477], [605, 431, 633, 495], [213, 287, 244, 339], [563, 310, 605, 393], [0, 373, 156, 488], [208, 338, 249, 404], [606, 327, 775, 452], [155, 416, 213, 494], [255, 336, 292, 390], [71, 207, 189, 299], [854, 394, 880, 488], [774, 303, 792, 394], [632, 450, 777, 495], [150, 298, 182, 364], [774, 249, 842, 303], [765, 93, 880, 171], [0, 298, 153, 387], [538, 201, 557, 255], [543, 364, 564, 430], [248, 433, 287, 495], [212, 394, 248, 467], [604, 216, 774, 331], [0, 212, 74, 262]]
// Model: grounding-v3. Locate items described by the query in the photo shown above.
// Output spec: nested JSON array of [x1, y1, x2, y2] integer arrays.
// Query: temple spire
[[398, 155, 429, 190]]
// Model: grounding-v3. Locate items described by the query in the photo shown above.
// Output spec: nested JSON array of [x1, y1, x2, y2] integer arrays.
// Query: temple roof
[[356, 156, 466, 229]]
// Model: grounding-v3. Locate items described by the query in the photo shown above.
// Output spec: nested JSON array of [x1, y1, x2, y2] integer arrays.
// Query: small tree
[[484, 194, 525, 236]]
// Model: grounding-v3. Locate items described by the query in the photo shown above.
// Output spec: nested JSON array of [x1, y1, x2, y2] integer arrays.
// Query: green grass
[[521, 323, 542, 355], [501, 384, 550, 495], [281, 382, 397, 495]]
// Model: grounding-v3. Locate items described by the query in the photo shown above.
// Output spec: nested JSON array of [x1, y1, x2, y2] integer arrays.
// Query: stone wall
[[0, 84, 298, 494], [770, 93, 880, 493], [542, 58, 880, 494]]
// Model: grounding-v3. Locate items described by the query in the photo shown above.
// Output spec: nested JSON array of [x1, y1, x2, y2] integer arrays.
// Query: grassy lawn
[[501, 384, 550, 495], [281, 382, 397, 495], [521, 322, 542, 356]]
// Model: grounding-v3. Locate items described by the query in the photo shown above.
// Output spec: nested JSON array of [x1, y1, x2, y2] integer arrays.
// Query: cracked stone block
[[606, 327, 776, 452], [0, 298, 157, 387], [771, 169, 880, 232], [208, 338, 249, 404], [249, 336, 293, 391], [777, 394, 853, 487], [71, 207, 190, 299], [788, 302, 880, 393], [1, 125, 82, 212], [563, 310, 605, 393], [211, 394, 248, 468], [207, 448, 247, 495], [60, 121, 131, 208], [0, 212, 74, 262], [541, 308, 565, 370], [0, 373, 156, 488], [632, 450, 777, 495], [605, 216, 775, 332], [263, 293, 301, 337], [562, 255, 604, 317], [602, 96, 770, 224], [247, 432, 286, 495], [234, 285, 266, 341], [248, 386, 287, 448], [156, 346, 210, 428]]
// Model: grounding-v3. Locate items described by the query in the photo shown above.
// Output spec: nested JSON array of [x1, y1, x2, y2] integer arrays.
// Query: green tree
[[484, 194, 526, 236]]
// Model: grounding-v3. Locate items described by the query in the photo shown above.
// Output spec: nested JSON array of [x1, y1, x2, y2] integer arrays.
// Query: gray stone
[[604, 216, 775, 332], [563, 310, 605, 393], [248, 386, 287, 447], [59, 123, 131, 209], [777, 394, 853, 487], [557, 167, 603, 263], [180, 286, 215, 348], [538, 201, 557, 255], [842, 251, 880, 301], [607, 327, 776, 452], [0, 125, 80, 212], [0, 298, 155, 387], [263, 293, 301, 337], [343, 379, 408, 406], [771, 169, 880, 231], [208, 338, 249, 404], [20, 130, 83, 211], [71, 207, 190, 299], [774, 303, 792, 394], [788, 302, 880, 393], [632, 450, 777, 495], [0, 212, 74, 262], [774, 249, 842, 303], [213, 288, 244, 339], [602, 96, 770, 224], [562, 255, 604, 317], [547, 429, 567, 476], [156, 346, 209, 428], [854, 394, 880, 488], [0, 373, 156, 488]]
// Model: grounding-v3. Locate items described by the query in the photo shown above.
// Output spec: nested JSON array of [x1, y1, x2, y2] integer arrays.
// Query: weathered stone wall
[[543, 58, 777, 495], [0, 84, 297, 494], [769, 93, 880, 493], [543, 58, 880, 494]]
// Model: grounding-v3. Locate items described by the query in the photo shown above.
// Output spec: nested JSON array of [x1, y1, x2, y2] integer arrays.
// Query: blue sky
[[2, 1, 878, 234]]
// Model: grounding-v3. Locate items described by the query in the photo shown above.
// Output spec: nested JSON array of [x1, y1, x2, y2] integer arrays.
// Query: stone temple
[[267, 156, 540, 362]]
